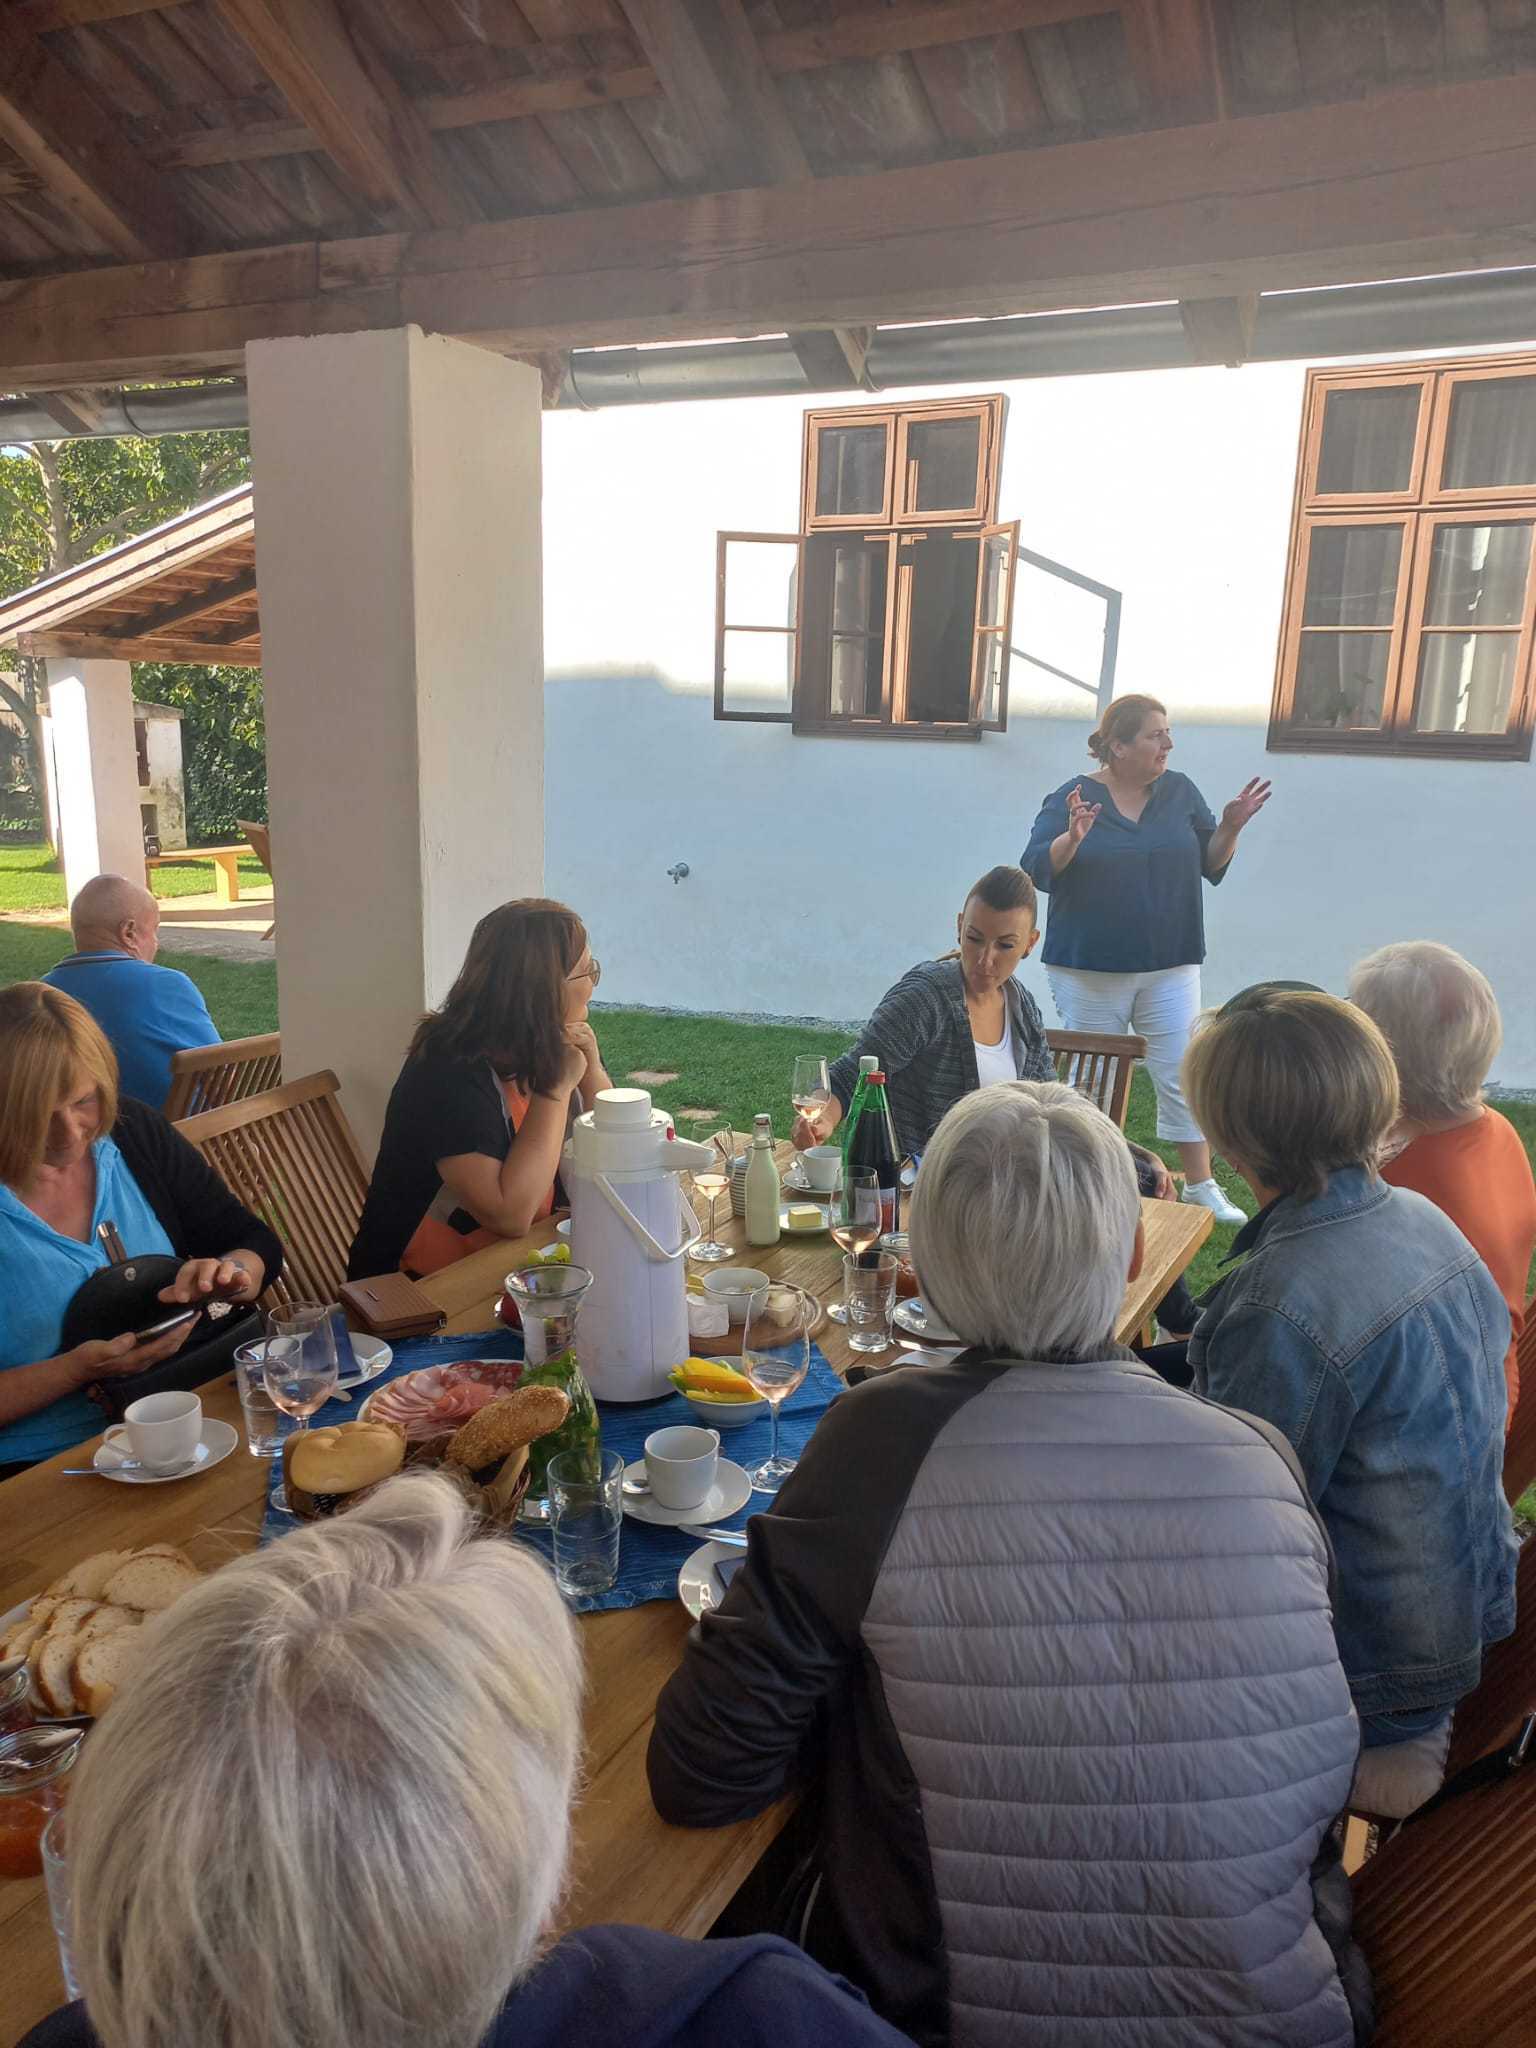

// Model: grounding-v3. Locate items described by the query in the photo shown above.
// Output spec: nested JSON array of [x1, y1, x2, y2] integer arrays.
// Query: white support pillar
[[44, 656, 147, 902], [247, 328, 545, 1158]]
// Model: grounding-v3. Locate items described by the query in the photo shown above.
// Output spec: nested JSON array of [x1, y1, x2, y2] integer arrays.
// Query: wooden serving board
[[690, 1289, 826, 1357]]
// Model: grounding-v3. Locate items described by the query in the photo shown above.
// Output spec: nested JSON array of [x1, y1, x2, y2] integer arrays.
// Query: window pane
[[907, 416, 982, 512], [814, 425, 887, 517], [1302, 525, 1402, 627], [1442, 375, 1536, 489], [723, 539, 798, 629], [1412, 633, 1518, 734], [830, 636, 882, 719], [1316, 386, 1421, 493], [1423, 522, 1532, 628], [832, 542, 886, 633], [720, 629, 793, 715], [905, 534, 980, 721], [974, 635, 1005, 725], [1293, 632, 1391, 728], [977, 531, 1011, 630]]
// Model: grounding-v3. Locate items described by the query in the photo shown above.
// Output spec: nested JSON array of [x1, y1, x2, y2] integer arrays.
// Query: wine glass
[[825, 1166, 880, 1325], [686, 1120, 734, 1264], [741, 1282, 813, 1495], [261, 1305, 338, 1510], [790, 1055, 831, 1152]]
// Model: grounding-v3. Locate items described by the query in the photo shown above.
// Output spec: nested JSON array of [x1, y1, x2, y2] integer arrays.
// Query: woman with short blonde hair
[[1183, 986, 1517, 1821], [24, 1475, 909, 2048], [0, 983, 278, 1470], [1351, 941, 1536, 1422]]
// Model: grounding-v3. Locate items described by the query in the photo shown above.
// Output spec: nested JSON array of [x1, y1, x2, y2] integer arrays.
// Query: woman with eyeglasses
[[348, 901, 609, 1280]]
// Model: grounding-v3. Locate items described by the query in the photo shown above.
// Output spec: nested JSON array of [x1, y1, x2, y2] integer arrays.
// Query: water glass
[[233, 1342, 296, 1459], [41, 1809, 80, 2000], [844, 1251, 898, 1354], [549, 1447, 623, 1599]]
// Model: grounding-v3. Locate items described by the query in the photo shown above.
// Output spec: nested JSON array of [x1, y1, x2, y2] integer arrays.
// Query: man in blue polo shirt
[[44, 874, 219, 1107]]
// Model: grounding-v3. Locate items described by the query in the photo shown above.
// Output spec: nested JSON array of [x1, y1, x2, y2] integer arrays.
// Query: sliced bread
[[47, 1549, 133, 1601], [36, 1627, 88, 1717], [77, 1604, 139, 1647], [101, 1554, 199, 1613], [73, 1629, 147, 1718], [1, 1597, 56, 1662], [134, 1543, 195, 1569]]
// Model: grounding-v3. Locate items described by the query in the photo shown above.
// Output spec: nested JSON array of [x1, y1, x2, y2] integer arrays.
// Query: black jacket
[[112, 1096, 283, 1285]]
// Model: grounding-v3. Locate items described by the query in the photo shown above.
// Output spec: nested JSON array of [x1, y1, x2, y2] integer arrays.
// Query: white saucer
[[778, 1203, 831, 1237], [621, 1457, 752, 1527], [94, 1418, 238, 1484], [335, 1334, 392, 1392], [781, 1162, 832, 1198], [678, 1540, 745, 1620], [893, 1297, 963, 1345]]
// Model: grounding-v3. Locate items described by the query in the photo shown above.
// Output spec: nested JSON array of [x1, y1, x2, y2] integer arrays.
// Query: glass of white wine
[[825, 1165, 880, 1325], [790, 1055, 831, 1145], [686, 1120, 733, 1264], [261, 1305, 339, 1511], [741, 1282, 814, 1494]]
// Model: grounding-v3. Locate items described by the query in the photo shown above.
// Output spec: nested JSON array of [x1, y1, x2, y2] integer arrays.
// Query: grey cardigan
[[830, 958, 1053, 1158]]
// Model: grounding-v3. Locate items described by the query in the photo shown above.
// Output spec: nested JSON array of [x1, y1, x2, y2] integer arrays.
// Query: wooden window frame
[[1270, 355, 1536, 762], [714, 530, 801, 724], [802, 410, 895, 530], [892, 397, 1003, 526]]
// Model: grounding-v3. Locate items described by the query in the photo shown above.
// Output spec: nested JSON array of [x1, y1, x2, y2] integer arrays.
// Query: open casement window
[[1272, 356, 1536, 759], [971, 521, 1019, 730], [714, 532, 801, 723]]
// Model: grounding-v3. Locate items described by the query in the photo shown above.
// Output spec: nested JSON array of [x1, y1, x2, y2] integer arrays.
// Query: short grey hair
[[1349, 940, 1502, 1123], [910, 1080, 1141, 1359], [69, 1473, 582, 2048], [69, 872, 155, 944]]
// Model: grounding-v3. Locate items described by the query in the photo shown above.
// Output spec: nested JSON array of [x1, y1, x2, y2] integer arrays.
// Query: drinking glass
[[549, 1447, 624, 1599], [844, 1251, 898, 1355], [741, 1282, 813, 1494], [262, 1305, 339, 1512], [825, 1166, 881, 1324], [791, 1055, 831, 1127], [686, 1119, 734, 1264], [41, 1809, 80, 2000], [233, 1341, 295, 1460]]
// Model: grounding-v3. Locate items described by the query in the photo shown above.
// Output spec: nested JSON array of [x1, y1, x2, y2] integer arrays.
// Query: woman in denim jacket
[[1183, 988, 1517, 1820]]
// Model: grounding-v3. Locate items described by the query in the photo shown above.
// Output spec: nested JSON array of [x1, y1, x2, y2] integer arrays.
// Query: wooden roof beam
[[1121, 0, 1225, 125], [0, 13, 191, 260], [107, 568, 260, 642], [1179, 294, 1256, 366], [30, 389, 110, 436], [211, 0, 475, 230], [788, 327, 874, 392], [23, 629, 258, 664]]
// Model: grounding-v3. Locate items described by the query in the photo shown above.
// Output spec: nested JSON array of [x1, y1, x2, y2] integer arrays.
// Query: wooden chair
[[1442, 1534, 1536, 1780], [174, 1071, 369, 1311], [1501, 1296, 1536, 1505], [1046, 1028, 1146, 1129], [237, 817, 275, 941], [163, 1031, 281, 1121], [1352, 1753, 1536, 2046]]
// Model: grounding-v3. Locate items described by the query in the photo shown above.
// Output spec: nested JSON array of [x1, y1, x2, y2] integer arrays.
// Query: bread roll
[[101, 1555, 200, 1613], [288, 1420, 405, 1495], [444, 1386, 569, 1472]]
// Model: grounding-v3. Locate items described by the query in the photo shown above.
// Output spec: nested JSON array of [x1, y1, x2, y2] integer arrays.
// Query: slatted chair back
[[1502, 1297, 1536, 1504], [1443, 1536, 1536, 1780], [174, 1071, 369, 1312], [163, 1032, 281, 1121], [237, 818, 275, 940], [1045, 1028, 1146, 1129], [1352, 1755, 1536, 2047]]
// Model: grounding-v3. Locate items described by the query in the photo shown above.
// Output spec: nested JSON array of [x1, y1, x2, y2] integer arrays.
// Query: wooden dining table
[[0, 1145, 1210, 2044]]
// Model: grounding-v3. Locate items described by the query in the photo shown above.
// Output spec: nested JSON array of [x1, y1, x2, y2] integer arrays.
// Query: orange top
[[400, 1079, 555, 1279], [1382, 1109, 1536, 1425]]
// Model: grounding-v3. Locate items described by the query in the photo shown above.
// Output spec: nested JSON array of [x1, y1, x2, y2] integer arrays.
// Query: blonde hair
[[1087, 693, 1166, 764], [1184, 991, 1399, 1204], [69, 1474, 583, 2048], [0, 981, 118, 1186], [1349, 941, 1501, 1124], [911, 1081, 1141, 1358]]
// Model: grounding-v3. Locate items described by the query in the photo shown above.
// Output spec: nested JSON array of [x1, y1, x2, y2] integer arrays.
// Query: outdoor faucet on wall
[[667, 862, 690, 884]]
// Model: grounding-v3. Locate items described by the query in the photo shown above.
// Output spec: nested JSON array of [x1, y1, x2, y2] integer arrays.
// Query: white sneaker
[[1182, 1178, 1247, 1227]]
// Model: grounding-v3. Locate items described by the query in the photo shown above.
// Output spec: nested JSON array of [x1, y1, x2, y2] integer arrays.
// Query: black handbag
[[59, 1246, 262, 1423]]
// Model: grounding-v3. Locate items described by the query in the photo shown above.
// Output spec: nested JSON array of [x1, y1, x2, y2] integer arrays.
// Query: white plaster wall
[[540, 362, 1534, 1087], [142, 714, 186, 847]]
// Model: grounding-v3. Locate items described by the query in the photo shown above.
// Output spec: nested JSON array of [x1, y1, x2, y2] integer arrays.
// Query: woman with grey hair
[[651, 1082, 1369, 2048], [20, 1474, 910, 2048], [1351, 939, 1536, 1424]]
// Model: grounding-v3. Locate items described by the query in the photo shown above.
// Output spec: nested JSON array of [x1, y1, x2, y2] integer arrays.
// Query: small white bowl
[[701, 1266, 769, 1326], [679, 1386, 768, 1430]]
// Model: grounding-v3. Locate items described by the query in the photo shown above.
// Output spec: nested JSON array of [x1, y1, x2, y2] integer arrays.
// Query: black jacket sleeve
[[647, 1356, 998, 1828], [113, 1097, 284, 1291]]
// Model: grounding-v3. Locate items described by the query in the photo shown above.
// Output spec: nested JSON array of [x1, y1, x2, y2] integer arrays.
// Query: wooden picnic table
[[0, 1146, 1209, 2044], [144, 842, 253, 903]]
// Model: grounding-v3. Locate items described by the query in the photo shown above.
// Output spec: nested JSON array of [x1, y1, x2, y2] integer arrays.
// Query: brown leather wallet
[[339, 1272, 446, 1338]]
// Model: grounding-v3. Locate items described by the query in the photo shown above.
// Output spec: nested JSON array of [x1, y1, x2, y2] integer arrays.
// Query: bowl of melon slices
[[667, 1358, 768, 1429]]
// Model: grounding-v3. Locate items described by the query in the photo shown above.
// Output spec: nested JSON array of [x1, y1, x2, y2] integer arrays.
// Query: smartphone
[[134, 1307, 199, 1343], [711, 1554, 747, 1600]]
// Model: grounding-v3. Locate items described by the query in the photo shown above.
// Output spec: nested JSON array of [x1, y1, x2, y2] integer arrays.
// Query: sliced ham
[[368, 1362, 526, 1438]]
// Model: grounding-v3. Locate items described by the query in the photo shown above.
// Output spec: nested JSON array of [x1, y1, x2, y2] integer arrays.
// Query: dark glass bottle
[[847, 1070, 901, 1238]]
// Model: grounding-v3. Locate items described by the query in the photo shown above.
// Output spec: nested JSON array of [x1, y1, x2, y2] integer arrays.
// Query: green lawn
[[0, 839, 271, 912], [0, 919, 278, 1039]]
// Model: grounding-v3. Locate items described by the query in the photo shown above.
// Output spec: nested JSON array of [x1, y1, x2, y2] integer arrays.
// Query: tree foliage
[[0, 423, 260, 844]]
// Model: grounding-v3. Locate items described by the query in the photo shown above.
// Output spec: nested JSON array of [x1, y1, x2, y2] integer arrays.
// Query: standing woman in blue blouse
[[1021, 694, 1270, 1225]]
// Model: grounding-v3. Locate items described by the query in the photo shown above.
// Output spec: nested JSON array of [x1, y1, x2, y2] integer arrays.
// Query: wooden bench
[[145, 842, 254, 903]]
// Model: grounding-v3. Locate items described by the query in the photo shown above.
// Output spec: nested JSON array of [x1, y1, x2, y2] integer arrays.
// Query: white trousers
[[1045, 963, 1205, 1144]]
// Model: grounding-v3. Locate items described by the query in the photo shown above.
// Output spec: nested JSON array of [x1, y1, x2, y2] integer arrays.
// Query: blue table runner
[[260, 1328, 842, 1612]]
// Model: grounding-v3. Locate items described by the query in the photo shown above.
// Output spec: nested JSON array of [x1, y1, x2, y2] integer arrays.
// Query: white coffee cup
[[802, 1145, 843, 1191], [643, 1424, 720, 1511], [103, 1390, 203, 1473]]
